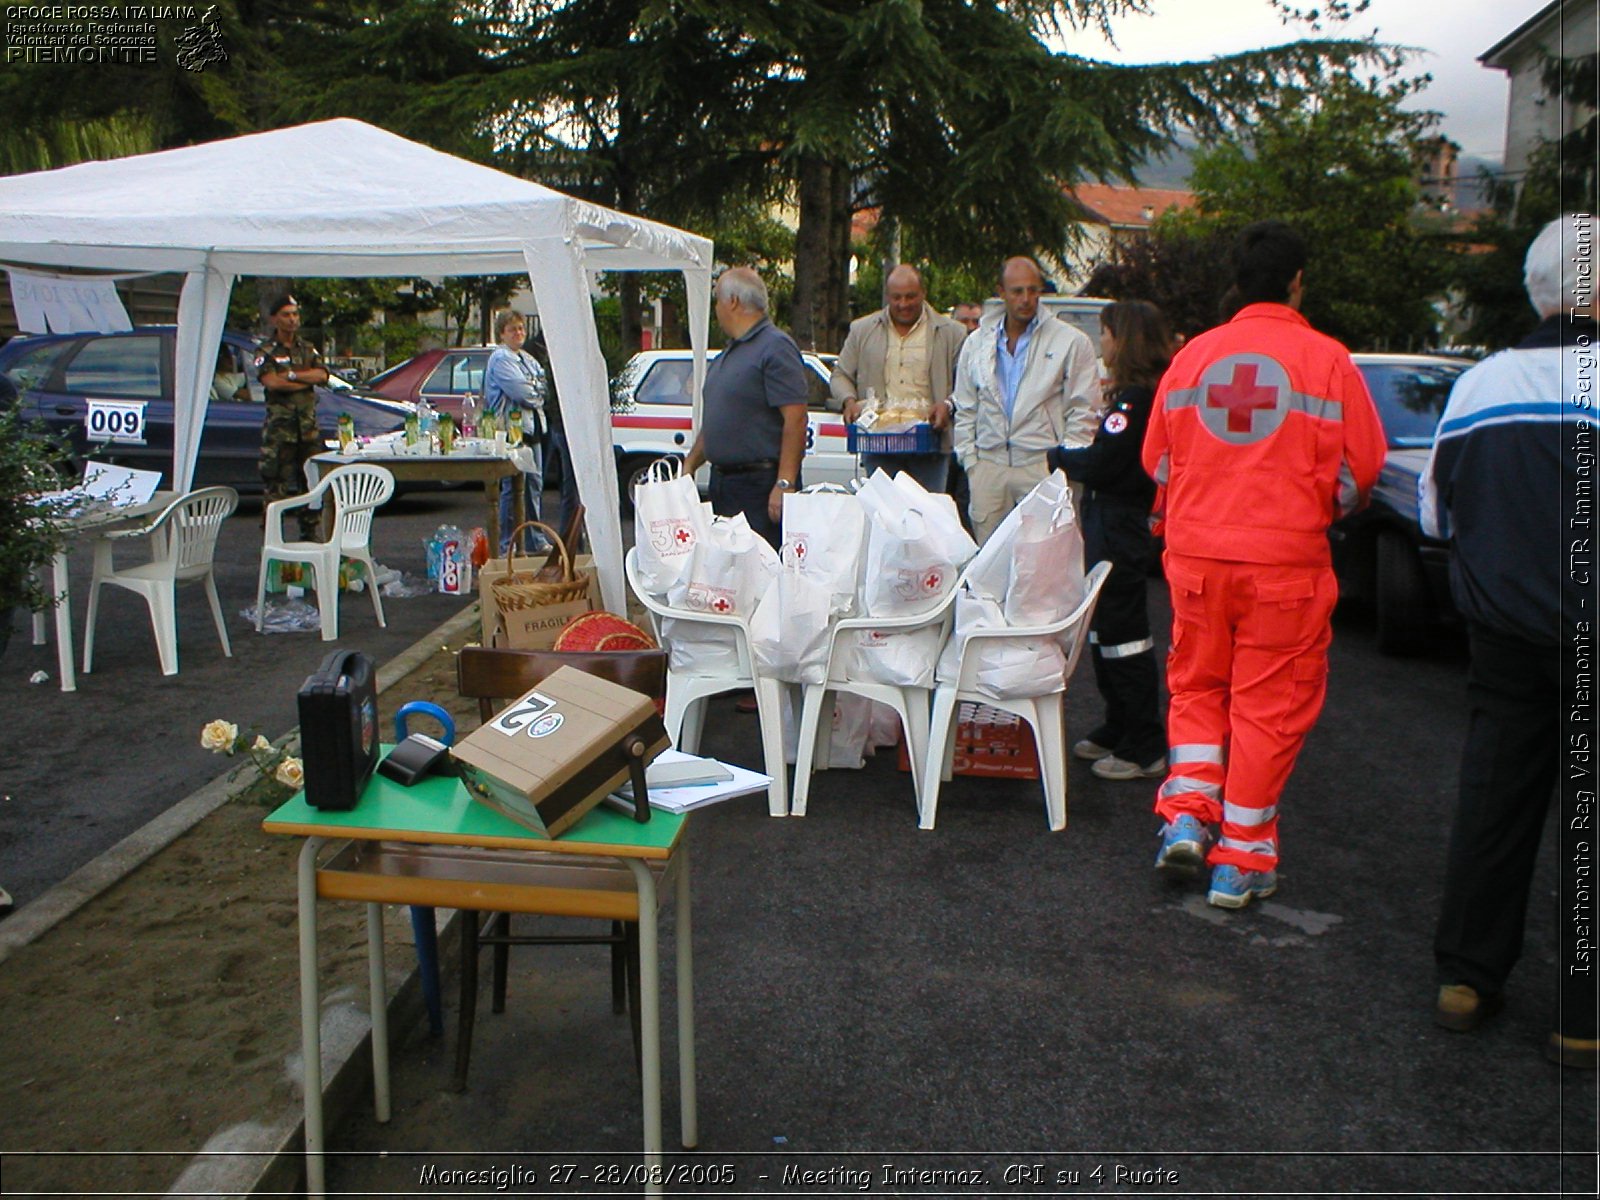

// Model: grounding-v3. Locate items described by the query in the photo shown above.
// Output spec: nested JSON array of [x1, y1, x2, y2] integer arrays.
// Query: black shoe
[[1546, 1032, 1599, 1069], [1435, 984, 1503, 1032]]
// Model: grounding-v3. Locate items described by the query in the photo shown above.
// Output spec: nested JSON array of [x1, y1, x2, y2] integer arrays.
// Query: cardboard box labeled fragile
[[452, 665, 670, 837], [479, 552, 596, 649]]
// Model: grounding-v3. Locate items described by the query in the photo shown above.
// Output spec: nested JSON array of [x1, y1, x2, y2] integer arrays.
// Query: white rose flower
[[200, 720, 238, 753], [251, 735, 273, 753], [274, 757, 305, 789]]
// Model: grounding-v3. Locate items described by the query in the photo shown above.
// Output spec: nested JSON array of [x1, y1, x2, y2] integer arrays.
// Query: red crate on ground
[[898, 701, 1041, 780]]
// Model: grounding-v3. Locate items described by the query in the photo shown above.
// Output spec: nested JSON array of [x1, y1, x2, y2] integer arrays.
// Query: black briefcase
[[297, 649, 379, 811]]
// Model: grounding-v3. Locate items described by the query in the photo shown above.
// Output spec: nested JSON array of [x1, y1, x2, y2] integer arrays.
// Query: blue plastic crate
[[847, 422, 938, 455]]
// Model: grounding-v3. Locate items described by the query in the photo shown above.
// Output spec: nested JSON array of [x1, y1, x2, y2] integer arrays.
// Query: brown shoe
[[1545, 1033, 1599, 1069], [1435, 983, 1504, 1032]]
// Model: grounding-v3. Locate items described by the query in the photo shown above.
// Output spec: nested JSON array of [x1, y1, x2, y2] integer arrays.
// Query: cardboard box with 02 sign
[[451, 665, 669, 837]]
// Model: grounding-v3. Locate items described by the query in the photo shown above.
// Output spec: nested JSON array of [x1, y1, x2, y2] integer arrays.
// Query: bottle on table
[[461, 394, 479, 438], [337, 413, 355, 453], [438, 412, 456, 454]]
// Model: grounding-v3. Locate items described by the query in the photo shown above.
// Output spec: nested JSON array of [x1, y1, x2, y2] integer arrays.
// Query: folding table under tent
[[0, 118, 715, 614]]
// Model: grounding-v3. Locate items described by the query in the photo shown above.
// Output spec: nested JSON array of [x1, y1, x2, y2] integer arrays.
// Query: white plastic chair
[[83, 486, 239, 677], [920, 560, 1110, 831], [789, 589, 960, 819], [255, 463, 394, 642], [624, 548, 787, 817]]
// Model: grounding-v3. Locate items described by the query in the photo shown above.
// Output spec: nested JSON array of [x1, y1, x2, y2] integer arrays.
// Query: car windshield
[[1359, 361, 1465, 449]]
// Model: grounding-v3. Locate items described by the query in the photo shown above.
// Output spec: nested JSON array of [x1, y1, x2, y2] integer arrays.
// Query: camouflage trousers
[[260, 393, 322, 538]]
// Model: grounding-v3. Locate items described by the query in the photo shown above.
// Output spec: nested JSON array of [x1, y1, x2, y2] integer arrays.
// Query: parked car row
[[0, 327, 412, 492]]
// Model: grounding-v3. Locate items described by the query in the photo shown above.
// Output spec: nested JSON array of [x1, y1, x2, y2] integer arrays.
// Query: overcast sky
[[1067, 0, 1550, 161]]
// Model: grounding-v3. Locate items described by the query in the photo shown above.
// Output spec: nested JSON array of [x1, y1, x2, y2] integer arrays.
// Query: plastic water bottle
[[461, 394, 479, 438]]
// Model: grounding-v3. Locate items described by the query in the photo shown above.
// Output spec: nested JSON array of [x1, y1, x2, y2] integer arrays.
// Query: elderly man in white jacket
[[952, 256, 1101, 542]]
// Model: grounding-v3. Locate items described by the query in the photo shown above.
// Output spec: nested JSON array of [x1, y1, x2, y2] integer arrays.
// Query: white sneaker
[[1072, 738, 1114, 762], [1091, 754, 1168, 781]]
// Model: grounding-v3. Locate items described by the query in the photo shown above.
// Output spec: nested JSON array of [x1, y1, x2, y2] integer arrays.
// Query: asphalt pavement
[[3, 500, 1594, 1194], [320, 594, 1596, 1196], [0, 486, 489, 908]]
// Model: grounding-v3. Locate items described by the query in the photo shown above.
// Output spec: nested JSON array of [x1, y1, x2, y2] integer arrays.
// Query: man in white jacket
[[952, 257, 1100, 541]]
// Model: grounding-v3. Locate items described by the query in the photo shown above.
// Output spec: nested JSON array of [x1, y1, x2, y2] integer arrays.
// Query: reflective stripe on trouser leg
[[1210, 563, 1339, 873], [1156, 555, 1230, 826]]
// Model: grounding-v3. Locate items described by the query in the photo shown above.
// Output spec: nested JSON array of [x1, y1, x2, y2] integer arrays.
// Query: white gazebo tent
[[0, 118, 714, 612]]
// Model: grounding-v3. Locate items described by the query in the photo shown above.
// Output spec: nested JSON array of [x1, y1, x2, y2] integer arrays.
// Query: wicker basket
[[489, 521, 592, 613]]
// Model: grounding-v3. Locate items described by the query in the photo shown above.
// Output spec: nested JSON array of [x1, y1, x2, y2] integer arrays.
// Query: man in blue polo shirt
[[683, 267, 810, 548]]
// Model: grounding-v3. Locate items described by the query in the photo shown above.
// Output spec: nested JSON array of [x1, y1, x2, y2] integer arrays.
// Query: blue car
[[1333, 354, 1473, 653], [0, 326, 413, 492]]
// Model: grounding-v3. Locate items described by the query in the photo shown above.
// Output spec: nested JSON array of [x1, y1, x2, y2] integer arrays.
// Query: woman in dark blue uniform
[[1050, 300, 1172, 780]]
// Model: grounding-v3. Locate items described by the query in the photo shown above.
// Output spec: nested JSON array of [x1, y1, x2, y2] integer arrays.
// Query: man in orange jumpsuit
[[1141, 221, 1386, 909]]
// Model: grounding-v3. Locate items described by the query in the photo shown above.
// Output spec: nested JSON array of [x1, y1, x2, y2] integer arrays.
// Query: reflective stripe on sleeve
[[1100, 637, 1153, 659]]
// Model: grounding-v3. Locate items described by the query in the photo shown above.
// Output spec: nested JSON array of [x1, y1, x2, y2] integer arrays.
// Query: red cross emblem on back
[[1190, 353, 1291, 444], [1206, 363, 1278, 432]]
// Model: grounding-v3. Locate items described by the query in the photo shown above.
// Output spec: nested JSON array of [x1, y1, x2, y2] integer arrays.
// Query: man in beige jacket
[[953, 256, 1100, 542], [829, 264, 969, 492]]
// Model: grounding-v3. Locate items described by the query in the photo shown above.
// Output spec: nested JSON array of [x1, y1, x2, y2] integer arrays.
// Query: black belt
[[711, 460, 778, 477]]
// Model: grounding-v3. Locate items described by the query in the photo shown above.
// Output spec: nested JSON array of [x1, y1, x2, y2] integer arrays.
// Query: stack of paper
[[612, 749, 771, 814]]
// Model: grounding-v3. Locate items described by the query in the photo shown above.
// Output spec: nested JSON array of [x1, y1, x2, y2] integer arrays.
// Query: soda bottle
[[438, 412, 456, 454], [461, 394, 479, 438], [404, 409, 420, 447], [337, 413, 355, 453]]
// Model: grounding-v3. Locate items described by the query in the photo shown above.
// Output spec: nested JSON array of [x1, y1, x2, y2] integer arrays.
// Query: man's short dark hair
[[268, 293, 298, 315], [1231, 221, 1306, 306]]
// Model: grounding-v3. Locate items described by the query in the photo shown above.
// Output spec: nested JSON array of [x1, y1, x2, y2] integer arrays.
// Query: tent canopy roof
[[0, 118, 713, 276]]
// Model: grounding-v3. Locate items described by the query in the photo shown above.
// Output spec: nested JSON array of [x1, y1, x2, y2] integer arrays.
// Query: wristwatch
[[776, 478, 794, 491], [287, 370, 297, 382]]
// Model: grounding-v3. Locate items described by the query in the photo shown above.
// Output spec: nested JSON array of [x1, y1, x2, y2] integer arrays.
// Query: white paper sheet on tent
[[7, 269, 132, 334]]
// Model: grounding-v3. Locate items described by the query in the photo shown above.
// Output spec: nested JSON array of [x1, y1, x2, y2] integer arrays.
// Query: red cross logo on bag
[[711, 595, 733, 613], [1194, 353, 1292, 444], [673, 523, 695, 547], [923, 568, 945, 593]]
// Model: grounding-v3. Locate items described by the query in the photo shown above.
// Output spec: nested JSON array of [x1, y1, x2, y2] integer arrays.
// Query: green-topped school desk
[[263, 760, 695, 1199]]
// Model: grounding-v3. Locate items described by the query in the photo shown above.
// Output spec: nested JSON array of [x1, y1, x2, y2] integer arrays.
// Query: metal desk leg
[[51, 550, 75, 692], [625, 858, 662, 1197], [297, 837, 326, 1199], [675, 845, 698, 1150], [366, 902, 391, 1123]]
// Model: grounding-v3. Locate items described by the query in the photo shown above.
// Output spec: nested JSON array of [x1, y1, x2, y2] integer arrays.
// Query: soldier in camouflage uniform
[[256, 294, 327, 539]]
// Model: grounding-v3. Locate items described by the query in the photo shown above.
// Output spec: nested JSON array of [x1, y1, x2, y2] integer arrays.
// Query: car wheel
[[1375, 530, 1431, 655], [618, 454, 675, 514]]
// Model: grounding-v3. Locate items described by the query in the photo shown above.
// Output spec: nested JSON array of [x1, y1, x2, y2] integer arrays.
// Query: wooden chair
[[452, 644, 668, 1090]]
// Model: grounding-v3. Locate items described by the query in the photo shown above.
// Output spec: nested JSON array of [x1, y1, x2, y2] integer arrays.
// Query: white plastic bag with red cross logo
[[662, 513, 779, 674], [750, 547, 834, 684], [780, 484, 866, 616], [856, 471, 976, 619], [633, 457, 711, 594], [1005, 477, 1084, 626]]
